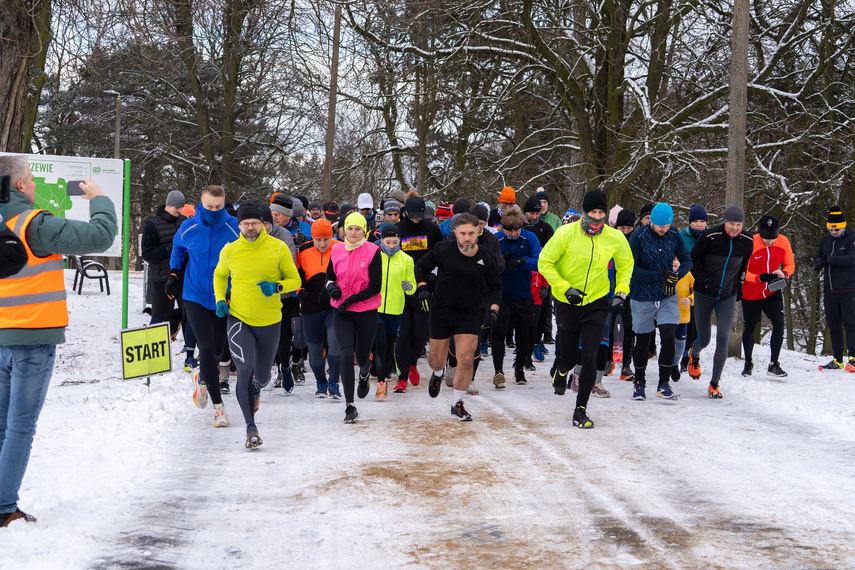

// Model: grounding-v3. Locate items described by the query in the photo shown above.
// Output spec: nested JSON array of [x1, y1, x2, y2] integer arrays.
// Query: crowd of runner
[[140, 183, 846, 450]]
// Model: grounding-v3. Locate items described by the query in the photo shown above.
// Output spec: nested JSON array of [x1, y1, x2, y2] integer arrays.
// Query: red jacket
[[742, 234, 795, 300]]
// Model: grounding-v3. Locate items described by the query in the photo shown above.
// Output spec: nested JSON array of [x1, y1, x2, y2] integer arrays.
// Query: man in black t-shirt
[[415, 213, 502, 421]]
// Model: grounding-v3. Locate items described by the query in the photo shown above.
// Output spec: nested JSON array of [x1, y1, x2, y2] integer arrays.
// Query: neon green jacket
[[214, 228, 302, 327], [379, 249, 416, 315], [538, 222, 633, 305]]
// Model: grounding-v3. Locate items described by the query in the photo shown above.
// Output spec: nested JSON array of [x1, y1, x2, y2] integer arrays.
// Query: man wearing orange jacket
[[741, 215, 795, 377]]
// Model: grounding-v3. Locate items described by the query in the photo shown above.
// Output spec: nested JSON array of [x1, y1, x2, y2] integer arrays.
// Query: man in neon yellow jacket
[[213, 202, 301, 449], [538, 189, 633, 429]]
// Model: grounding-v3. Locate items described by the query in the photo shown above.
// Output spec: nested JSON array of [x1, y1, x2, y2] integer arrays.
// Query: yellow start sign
[[121, 323, 173, 380]]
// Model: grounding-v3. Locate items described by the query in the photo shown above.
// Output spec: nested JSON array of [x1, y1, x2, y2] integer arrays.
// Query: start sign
[[121, 323, 173, 380]]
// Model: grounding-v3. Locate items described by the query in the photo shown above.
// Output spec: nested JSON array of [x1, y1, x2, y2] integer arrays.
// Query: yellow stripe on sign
[[121, 323, 173, 380]]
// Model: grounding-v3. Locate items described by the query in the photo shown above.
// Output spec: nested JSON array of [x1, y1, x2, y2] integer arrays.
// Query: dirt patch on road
[[361, 459, 497, 499]]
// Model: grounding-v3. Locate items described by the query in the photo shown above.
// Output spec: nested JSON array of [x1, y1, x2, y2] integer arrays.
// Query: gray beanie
[[165, 190, 185, 208], [723, 205, 745, 223], [291, 196, 305, 219], [383, 199, 401, 214]]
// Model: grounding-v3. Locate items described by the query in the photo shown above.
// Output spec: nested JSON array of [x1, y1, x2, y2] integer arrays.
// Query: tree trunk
[[726, 0, 750, 357], [0, 0, 52, 153], [322, 5, 342, 203]]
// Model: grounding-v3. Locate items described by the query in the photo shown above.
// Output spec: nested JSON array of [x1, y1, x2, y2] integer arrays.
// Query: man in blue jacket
[[628, 203, 692, 401], [491, 206, 541, 387], [168, 185, 240, 423]]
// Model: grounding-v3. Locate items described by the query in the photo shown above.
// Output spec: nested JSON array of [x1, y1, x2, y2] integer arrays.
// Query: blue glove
[[257, 281, 282, 297], [216, 300, 230, 317]]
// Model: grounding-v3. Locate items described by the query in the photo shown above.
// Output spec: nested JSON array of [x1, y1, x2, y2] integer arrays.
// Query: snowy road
[[2, 273, 855, 568]]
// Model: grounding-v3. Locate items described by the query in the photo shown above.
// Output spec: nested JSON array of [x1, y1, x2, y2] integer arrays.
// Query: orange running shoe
[[708, 384, 722, 399], [688, 350, 701, 380]]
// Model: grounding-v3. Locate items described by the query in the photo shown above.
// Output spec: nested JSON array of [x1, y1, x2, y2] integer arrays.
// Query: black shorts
[[430, 313, 481, 339]]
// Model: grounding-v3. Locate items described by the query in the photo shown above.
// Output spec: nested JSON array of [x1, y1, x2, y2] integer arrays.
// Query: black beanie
[[582, 189, 608, 214], [469, 204, 488, 222], [615, 209, 636, 227], [452, 198, 471, 214], [639, 203, 654, 220], [828, 207, 846, 229], [757, 215, 779, 240], [237, 201, 263, 223], [523, 196, 542, 213]]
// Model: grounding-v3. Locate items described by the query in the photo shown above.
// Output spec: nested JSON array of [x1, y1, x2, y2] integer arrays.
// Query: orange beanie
[[311, 218, 333, 239], [499, 186, 516, 204]]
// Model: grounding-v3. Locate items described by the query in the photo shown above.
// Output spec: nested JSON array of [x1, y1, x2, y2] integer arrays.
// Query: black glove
[[538, 285, 549, 300], [294, 231, 308, 246], [564, 288, 585, 306], [297, 288, 308, 302], [416, 284, 430, 311], [506, 257, 526, 270], [759, 273, 777, 282], [326, 281, 342, 301], [337, 296, 353, 313], [502, 252, 513, 262], [485, 309, 499, 329], [815, 256, 829, 272], [165, 273, 179, 299], [610, 296, 624, 314], [661, 270, 679, 284]]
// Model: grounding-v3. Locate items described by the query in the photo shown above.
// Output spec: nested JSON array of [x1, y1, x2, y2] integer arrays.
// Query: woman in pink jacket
[[326, 212, 382, 423]]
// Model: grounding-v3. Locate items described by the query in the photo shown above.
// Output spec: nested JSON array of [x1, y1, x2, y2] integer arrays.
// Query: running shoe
[[656, 383, 678, 400], [451, 400, 472, 421], [820, 358, 844, 370], [328, 383, 342, 399], [572, 406, 594, 429], [506, 337, 515, 349], [220, 382, 230, 395], [767, 362, 788, 377], [344, 404, 359, 423], [741, 360, 753, 377], [539, 342, 549, 354], [246, 424, 262, 449], [393, 380, 408, 393], [708, 383, 722, 398], [620, 365, 634, 382], [428, 368, 444, 398], [514, 368, 527, 385], [524, 358, 536, 372], [671, 365, 681, 382], [357, 372, 370, 399], [1, 508, 36, 527], [688, 350, 701, 379], [680, 356, 689, 373], [846, 358, 855, 373], [192, 372, 208, 409], [409, 365, 421, 386], [603, 360, 615, 376], [532, 344, 545, 362], [213, 403, 230, 427], [480, 340, 489, 357], [591, 382, 610, 398], [632, 380, 646, 400], [552, 369, 568, 395], [253, 384, 261, 413], [282, 365, 294, 394], [466, 383, 479, 396], [183, 355, 199, 372], [445, 366, 456, 387], [376, 380, 387, 399], [292, 362, 305, 385], [492, 372, 506, 389]]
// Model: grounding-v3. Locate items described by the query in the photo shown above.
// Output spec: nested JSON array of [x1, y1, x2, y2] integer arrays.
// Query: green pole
[[122, 159, 130, 329]]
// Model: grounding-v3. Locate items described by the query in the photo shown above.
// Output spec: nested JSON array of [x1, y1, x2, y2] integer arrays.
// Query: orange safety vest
[[0, 209, 68, 329]]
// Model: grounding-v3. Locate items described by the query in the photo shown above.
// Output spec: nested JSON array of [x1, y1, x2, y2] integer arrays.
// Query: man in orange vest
[[0, 155, 116, 527]]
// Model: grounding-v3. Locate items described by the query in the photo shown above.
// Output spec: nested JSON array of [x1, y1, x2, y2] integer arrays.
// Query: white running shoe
[[193, 373, 208, 409], [213, 403, 230, 427]]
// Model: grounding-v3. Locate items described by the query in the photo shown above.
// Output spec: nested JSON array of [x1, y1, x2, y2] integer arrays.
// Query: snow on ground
[[2, 271, 855, 568]]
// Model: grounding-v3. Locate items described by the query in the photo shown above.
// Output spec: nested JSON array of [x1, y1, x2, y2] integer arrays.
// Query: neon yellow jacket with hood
[[538, 221, 634, 305], [379, 248, 417, 315], [214, 227, 302, 327]]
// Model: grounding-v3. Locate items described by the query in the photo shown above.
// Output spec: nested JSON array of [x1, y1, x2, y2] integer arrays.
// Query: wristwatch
[[276, 283, 284, 293]]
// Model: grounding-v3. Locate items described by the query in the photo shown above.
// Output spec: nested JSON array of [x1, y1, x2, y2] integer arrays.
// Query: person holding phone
[[741, 215, 794, 378], [0, 155, 116, 527]]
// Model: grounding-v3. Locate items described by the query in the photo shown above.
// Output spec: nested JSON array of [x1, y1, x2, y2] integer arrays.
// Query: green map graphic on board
[[33, 177, 72, 218]]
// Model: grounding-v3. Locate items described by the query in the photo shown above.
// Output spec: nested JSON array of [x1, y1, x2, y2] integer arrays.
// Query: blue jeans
[[0, 345, 56, 514], [302, 310, 341, 389]]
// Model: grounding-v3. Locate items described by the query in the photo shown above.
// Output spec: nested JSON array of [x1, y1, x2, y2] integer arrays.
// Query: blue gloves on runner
[[257, 281, 281, 297], [216, 300, 230, 317]]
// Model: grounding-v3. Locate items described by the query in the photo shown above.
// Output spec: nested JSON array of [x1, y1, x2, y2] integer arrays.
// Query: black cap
[[758, 215, 779, 239], [524, 196, 542, 213], [379, 223, 400, 239], [405, 196, 426, 217]]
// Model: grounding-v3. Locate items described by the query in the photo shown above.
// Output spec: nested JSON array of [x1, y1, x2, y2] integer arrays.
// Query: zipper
[[718, 237, 732, 299], [382, 255, 391, 313], [829, 239, 836, 291], [764, 243, 770, 298], [582, 234, 595, 300]]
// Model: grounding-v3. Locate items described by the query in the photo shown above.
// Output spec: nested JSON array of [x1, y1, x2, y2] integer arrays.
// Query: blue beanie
[[650, 203, 673, 226], [688, 204, 708, 223]]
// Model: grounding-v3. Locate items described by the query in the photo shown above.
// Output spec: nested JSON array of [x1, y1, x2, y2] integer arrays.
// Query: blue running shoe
[[281, 365, 294, 394], [183, 355, 199, 372], [632, 380, 646, 401], [533, 344, 545, 362], [480, 340, 489, 357], [656, 383, 678, 400]]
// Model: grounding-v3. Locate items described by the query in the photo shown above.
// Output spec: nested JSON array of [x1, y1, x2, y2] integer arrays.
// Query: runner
[[523, 195, 554, 363], [678, 204, 708, 371], [671, 257, 694, 382], [534, 188, 562, 231], [373, 224, 416, 395], [213, 202, 301, 448], [614, 208, 637, 381], [538, 189, 633, 428], [492, 206, 541, 386], [326, 212, 382, 423], [297, 218, 342, 398], [169, 185, 240, 423], [488, 186, 516, 230], [689, 206, 754, 397], [416, 213, 503, 421], [741, 215, 794, 377], [815, 207, 855, 371], [627, 203, 692, 401], [394, 196, 444, 390]]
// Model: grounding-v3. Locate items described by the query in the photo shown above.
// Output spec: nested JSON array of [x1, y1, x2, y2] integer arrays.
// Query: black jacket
[[0, 225, 27, 279], [395, 217, 444, 264], [815, 228, 855, 292], [690, 224, 754, 299], [141, 206, 186, 282], [447, 228, 505, 308], [524, 219, 554, 248]]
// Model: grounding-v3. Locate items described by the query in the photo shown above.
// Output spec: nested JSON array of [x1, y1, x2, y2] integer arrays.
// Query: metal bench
[[72, 255, 110, 295]]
